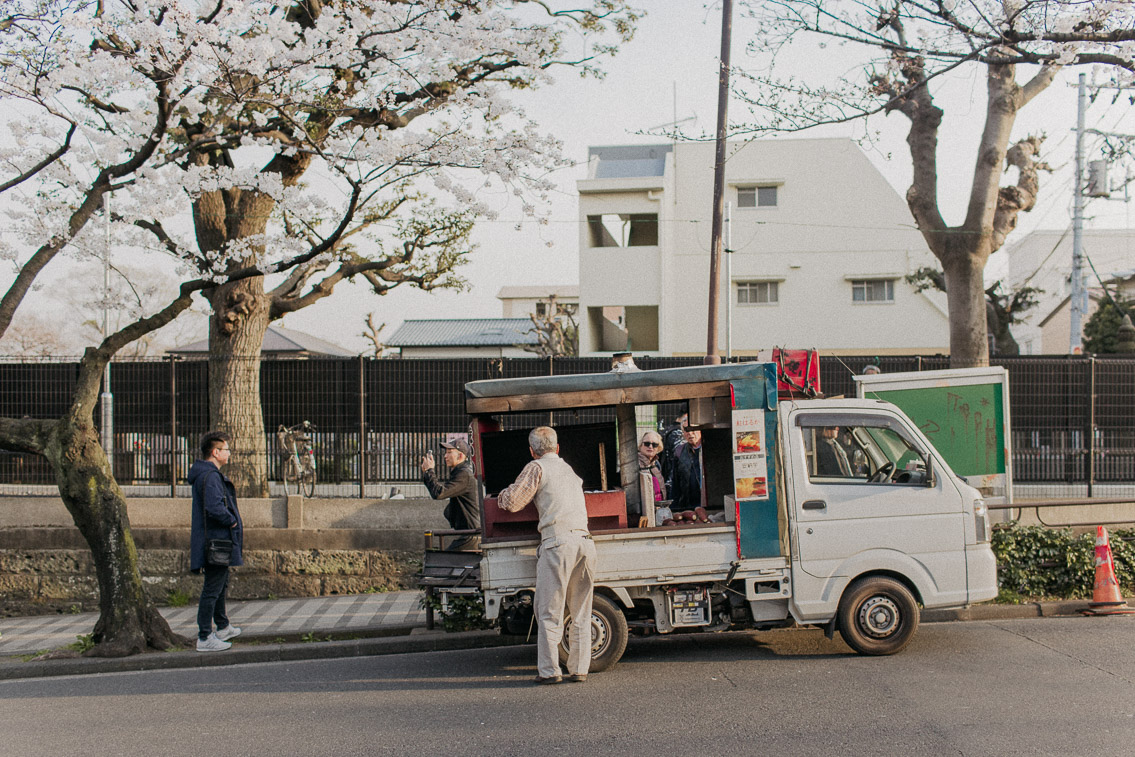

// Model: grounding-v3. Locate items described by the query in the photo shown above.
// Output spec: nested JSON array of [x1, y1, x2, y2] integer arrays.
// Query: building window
[[588, 213, 659, 247], [737, 185, 778, 208], [852, 279, 895, 303], [737, 281, 779, 305]]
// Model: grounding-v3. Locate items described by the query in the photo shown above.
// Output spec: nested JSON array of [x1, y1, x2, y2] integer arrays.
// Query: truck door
[[787, 410, 969, 615]]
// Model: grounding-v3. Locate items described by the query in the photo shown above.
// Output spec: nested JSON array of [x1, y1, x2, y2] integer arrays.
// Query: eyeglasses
[[641, 441, 661, 448]]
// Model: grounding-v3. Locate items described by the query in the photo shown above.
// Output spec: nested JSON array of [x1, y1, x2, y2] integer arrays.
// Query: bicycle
[[277, 421, 317, 497]]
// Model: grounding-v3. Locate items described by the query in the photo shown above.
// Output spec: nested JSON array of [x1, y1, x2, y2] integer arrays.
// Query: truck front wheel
[[837, 577, 919, 656], [558, 593, 629, 673]]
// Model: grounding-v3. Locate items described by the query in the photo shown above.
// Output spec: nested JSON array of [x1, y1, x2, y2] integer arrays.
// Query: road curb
[[0, 628, 523, 682]]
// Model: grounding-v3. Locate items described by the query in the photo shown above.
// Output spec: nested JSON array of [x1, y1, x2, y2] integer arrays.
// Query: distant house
[[576, 139, 948, 357], [1005, 228, 1135, 354], [386, 319, 539, 358], [169, 325, 355, 358], [496, 285, 579, 319], [1033, 271, 1135, 354]]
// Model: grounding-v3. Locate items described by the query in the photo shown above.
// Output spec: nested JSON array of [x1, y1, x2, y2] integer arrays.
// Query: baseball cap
[[440, 439, 472, 458]]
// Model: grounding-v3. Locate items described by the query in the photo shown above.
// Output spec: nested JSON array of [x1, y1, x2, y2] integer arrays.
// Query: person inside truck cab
[[816, 426, 854, 477]]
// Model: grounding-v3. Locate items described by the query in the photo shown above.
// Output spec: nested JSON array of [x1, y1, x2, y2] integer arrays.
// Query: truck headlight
[[973, 498, 990, 543]]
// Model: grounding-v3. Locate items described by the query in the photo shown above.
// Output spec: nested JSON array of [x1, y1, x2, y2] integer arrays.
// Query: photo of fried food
[[735, 431, 762, 453], [735, 476, 767, 499]]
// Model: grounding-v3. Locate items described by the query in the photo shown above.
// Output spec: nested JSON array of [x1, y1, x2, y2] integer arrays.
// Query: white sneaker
[[196, 633, 232, 652], [216, 625, 242, 642]]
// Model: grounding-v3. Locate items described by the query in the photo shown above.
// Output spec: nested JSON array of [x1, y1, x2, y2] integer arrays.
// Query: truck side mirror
[[924, 456, 936, 488]]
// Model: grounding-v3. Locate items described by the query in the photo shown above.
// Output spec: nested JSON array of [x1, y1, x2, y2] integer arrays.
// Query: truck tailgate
[[480, 526, 789, 590]]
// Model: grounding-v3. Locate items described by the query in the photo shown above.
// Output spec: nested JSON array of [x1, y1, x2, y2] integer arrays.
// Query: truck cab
[[425, 360, 997, 670]]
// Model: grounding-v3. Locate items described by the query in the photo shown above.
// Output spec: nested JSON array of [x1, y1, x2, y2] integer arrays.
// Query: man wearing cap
[[421, 439, 480, 551], [497, 426, 595, 685]]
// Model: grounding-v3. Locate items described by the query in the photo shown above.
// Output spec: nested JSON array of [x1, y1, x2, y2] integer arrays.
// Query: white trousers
[[535, 533, 597, 678]]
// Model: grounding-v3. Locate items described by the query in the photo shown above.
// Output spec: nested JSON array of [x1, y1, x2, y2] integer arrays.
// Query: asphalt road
[[2, 616, 1132, 757]]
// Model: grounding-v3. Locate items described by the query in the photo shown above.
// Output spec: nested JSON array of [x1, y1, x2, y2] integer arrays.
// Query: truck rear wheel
[[837, 576, 919, 656], [558, 593, 628, 673]]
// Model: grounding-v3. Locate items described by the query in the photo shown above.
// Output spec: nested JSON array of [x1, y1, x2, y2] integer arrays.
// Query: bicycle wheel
[[301, 456, 316, 498], [283, 456, 300, 496]]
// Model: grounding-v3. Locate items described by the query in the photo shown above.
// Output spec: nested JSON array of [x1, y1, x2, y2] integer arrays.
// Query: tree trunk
[[943, 253, 990, 368], [46, 421, 188, 656], [207, 276, 271, 497]]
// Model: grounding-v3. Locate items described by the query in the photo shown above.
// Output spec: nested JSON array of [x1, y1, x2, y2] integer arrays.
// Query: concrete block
[[37, 575, 100, 601], [227, 573, 320, 600], [302, 498, 448, 530], [0, 574, 40, 599], [0, 499, 73, 528], [321, 576, 403, 596], [286, 495, 303, 529], [278, 549, 369, 576], [0, 550, 93, 575], [136, 549, 187, 576], [239, 549, 279, 575]]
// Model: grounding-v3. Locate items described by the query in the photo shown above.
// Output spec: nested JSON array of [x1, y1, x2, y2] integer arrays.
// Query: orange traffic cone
[[1082, 526, 1135, 616]]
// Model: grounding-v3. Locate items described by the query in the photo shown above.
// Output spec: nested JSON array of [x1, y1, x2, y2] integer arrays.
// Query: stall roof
[[465, 362, 777, 414]]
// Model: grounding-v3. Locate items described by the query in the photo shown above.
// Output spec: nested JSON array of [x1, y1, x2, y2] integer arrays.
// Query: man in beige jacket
[[498, 426, 596, 684]]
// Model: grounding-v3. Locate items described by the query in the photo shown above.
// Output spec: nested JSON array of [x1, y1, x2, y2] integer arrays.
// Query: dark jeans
[[197, 564, 231, 641]]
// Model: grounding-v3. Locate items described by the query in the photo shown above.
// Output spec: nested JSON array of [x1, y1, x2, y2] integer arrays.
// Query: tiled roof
[[387, 319, 539, 347], [170, 325, 355, 356]]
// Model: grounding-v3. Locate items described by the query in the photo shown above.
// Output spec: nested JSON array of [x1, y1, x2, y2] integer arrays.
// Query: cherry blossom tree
[[734, 0, 1135, 366], [0, 0, 637, 655]]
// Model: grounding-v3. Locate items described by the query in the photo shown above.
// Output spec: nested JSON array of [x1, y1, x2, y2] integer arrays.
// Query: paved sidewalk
[[0, 591, 427, 656]]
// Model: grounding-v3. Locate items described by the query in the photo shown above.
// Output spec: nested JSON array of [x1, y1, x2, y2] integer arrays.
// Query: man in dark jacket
[[668, 425, 704, 518], [421, 439, 480, 550], [189, 431, 244, 652]]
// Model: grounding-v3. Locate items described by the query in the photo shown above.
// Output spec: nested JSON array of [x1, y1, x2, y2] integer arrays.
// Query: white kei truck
[[420, 361, 998, 672]]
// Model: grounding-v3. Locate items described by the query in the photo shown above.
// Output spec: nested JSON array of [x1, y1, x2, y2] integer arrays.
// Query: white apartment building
[[576, 139, 949, 357]]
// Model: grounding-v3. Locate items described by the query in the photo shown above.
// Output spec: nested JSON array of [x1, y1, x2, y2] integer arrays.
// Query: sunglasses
[[641, 441, 661, 448]]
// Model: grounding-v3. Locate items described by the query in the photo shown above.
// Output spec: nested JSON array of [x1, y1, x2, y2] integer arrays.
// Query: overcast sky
[[6, 3, 1134, 354]]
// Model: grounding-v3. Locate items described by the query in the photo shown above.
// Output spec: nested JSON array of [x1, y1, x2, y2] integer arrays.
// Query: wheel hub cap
[[859, 596, 900, 638]]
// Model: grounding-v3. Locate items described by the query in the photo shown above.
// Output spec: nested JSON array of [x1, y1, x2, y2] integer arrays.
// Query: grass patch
[[166, 589, 193, 607], [67, 633, 95, 654]]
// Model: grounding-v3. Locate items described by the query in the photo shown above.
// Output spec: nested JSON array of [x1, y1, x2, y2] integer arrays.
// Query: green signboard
[[866, 382, 1005, 478]]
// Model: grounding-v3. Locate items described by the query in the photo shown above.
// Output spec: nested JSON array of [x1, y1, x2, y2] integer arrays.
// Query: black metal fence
[[1, 354, 1132, 495]]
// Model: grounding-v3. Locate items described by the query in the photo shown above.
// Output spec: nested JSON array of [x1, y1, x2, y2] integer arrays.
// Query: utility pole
[[725, 201, 733, 363], [704, 0, 732, 365], [1070, 74, 1135, 353]]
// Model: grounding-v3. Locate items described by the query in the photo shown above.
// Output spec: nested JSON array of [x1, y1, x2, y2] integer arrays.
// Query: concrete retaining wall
[[0, 496, 449, 616]]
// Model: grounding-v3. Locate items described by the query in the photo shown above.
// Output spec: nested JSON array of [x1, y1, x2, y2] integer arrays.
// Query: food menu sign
[[732, 408, 768, 501]]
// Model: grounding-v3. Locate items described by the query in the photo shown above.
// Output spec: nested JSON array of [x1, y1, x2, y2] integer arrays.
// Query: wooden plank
[[466, 381, 732, 414]]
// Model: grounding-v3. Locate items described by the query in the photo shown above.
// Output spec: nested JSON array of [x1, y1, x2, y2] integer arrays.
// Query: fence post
[[1088, 355, 1096, 497], [169, 354, 177, 497], [358, 355, 366, 499]]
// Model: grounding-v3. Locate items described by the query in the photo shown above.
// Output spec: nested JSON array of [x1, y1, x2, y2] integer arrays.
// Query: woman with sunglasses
[[638, 431, 665, 503]]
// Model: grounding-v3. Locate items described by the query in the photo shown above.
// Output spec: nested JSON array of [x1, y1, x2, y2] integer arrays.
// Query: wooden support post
[[616, 404, 641, 514]]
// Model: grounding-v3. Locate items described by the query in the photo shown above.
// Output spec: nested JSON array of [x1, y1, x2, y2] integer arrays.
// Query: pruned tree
[[906, 266, 1040, 356], [518, 295, 579, 357], [0, 0, 637, 655], [361, 313, 389, 358], [734, 0, 1135, 367]]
